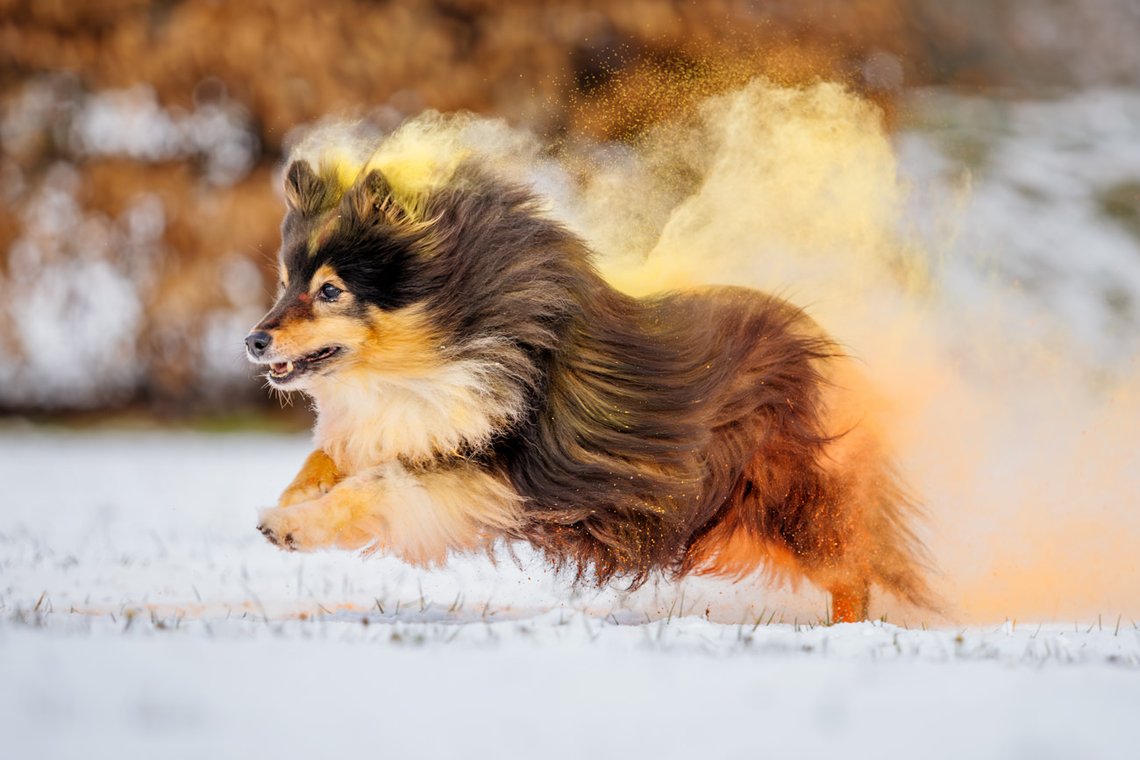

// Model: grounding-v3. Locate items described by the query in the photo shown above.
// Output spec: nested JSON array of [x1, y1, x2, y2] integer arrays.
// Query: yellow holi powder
[[582, 80, 918, 298], [290, 113, 486, 215]]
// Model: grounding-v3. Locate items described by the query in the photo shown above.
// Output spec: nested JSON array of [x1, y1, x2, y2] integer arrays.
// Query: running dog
[[246, 127, 932, 622]]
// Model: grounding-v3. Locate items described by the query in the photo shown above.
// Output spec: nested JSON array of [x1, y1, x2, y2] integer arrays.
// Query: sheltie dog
[[245, 125, 933, 623]]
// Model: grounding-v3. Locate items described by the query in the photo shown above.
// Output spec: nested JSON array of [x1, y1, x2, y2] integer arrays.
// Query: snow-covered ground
[[1, 430, 1137, 759]]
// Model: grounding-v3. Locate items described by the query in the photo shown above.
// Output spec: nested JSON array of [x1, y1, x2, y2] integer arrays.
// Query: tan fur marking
[[269, 311, 370, 363], [278, 449, 342, 508], [257, 462, 524, 564], [265, 281, 383, 365], [310, 264, 346, 295], [349, 303, 442, 376]]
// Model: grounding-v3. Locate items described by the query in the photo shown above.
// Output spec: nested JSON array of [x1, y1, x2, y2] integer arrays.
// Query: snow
[[4, 624, 1137, 760], [68, 83, 258, 186], [1, 430, 1137, 759], [897, 88, 1140, 364]]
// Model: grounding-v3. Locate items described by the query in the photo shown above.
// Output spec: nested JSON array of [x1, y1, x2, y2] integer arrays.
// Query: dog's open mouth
[[267, 345, 342, 384]]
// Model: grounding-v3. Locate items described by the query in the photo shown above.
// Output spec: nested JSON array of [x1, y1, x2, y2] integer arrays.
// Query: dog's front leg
[[278, 449, 342, 507], [256, 462, 523, 562]]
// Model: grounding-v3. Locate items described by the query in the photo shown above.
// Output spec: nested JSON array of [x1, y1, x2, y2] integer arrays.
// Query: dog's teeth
[[269, 360, 293, 377]]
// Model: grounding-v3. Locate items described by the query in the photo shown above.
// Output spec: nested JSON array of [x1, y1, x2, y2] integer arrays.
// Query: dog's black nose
[[245, 331, 272, 358]]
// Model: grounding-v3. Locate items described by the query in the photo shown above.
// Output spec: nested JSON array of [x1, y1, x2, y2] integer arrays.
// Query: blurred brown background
[[2, 0, 1137, 420]]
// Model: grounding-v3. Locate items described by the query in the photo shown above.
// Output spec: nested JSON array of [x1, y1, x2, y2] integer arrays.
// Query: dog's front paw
[[257, 505, 315, 552], [257, 487, 383, 554], [257, 520, 297, 551]]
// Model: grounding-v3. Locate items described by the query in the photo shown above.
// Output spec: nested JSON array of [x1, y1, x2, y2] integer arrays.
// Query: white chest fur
[[310, 358, 524, 474]]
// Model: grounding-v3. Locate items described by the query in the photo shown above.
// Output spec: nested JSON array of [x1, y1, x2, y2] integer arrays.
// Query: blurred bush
[[1, 0, 1136, 416]]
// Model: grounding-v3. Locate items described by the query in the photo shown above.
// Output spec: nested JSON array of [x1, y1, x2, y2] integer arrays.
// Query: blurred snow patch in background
[[899, 89, 1140, 365], [2, 76, 258, 187]]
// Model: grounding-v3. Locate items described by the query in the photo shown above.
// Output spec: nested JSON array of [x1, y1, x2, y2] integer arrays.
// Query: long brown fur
[[246, 143, 934, 622]]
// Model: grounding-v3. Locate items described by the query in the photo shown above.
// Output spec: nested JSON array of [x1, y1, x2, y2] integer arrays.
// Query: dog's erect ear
[[283, 160, 331, 217], [343, 169, 410, 227]]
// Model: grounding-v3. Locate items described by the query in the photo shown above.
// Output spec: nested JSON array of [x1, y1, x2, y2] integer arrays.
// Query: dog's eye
[[318, 283, 342, 302]]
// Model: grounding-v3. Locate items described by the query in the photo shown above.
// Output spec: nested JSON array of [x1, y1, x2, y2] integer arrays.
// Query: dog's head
[[245, 160, 440, 391]]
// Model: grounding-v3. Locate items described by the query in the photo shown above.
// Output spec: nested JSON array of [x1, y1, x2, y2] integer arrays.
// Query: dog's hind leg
[[770, 519, 875, 625], [827, 581, 870, 624], [813, 367, 935, 620], [685, 514, 873, 624], [784, 470, 928, 623], [706, 447, 891, 624]]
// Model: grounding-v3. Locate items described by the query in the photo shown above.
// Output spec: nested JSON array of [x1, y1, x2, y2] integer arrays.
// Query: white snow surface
[[1, 430, 1137, 759]]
